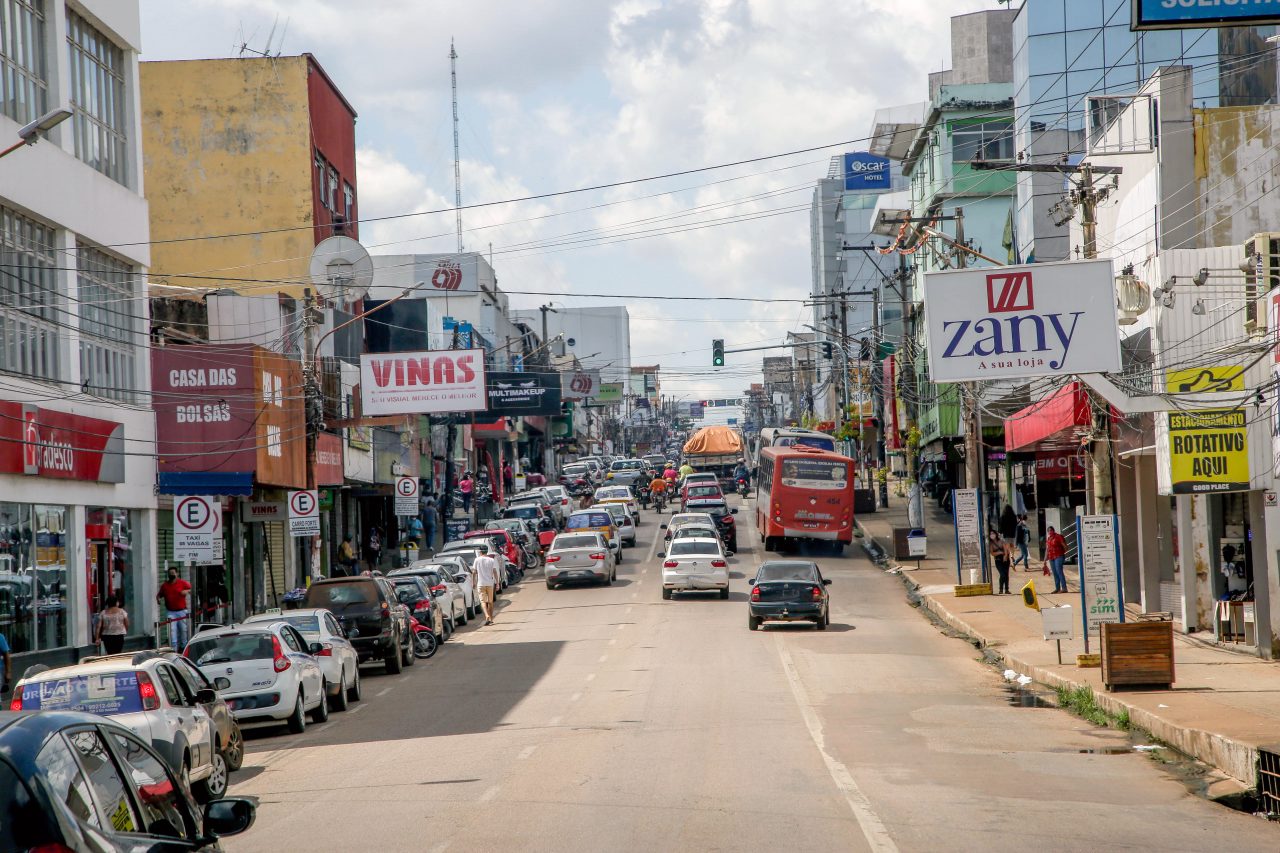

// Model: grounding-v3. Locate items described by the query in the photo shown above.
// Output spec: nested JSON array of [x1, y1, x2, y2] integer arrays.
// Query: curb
[[859, 519, 1260, 788]]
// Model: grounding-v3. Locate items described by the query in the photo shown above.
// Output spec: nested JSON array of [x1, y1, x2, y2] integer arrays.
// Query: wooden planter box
[[1100, 621, 1175, 690]]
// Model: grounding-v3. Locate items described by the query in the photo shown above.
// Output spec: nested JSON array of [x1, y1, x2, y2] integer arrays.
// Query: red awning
[[1004, 382, 1092, 451]]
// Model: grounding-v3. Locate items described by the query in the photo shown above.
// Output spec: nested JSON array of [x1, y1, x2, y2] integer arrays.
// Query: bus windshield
[[775, 435, 835, 452], [780, 458, 849, 490]]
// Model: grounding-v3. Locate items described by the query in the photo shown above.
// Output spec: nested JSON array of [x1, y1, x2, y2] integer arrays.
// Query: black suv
[[706, 504, 739, 551], [303, 576, 412, 674]]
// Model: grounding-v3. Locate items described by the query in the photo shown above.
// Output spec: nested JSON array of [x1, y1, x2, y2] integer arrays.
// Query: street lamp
[[0, 107, 74, 159]]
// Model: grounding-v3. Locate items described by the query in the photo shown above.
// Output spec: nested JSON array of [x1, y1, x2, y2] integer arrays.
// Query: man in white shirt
[[473, 551, 502, 625]]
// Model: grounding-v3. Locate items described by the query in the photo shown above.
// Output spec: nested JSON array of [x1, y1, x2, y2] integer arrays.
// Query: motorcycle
[[736, 477, 750, 498], [410, 616, 438, 660], [638, 486, 651, 510]]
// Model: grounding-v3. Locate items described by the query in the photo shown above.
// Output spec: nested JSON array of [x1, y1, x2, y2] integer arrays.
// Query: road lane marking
[[348, 705, 366, 714], [774, 636, 898, 852], [479, 785, 500, 802], [518, 745, 538, 760], [376, 687, 393, 698]]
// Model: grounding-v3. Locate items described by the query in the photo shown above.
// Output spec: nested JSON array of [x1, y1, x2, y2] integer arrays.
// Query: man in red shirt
[[157, 568, 192, 650]]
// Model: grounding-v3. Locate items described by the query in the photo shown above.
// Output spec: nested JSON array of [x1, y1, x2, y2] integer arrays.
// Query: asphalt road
[[225, 496, 1278, 852]]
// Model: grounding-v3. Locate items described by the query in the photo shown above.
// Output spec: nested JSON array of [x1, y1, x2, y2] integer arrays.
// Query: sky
[[139, 0, 993, 402]]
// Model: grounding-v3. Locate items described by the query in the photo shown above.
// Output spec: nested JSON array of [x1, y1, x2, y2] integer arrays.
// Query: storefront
[[0, 398, 157, 666]]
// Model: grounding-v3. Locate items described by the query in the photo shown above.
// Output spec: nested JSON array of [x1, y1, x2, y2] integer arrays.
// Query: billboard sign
[[1166, 366, 1249, 494], [923, 259, 1121, 383], [486, 371, 562, 416], [1133, 0, 1280, 30], [596, 382, 623, 404], [561, 369, 602, 401], [360, 349, 487, 415], [0, 402, 124, 482], [843, 152, 891, 192]]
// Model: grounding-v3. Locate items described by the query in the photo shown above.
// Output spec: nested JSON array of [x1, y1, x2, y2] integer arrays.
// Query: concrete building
[[510, 305, 632, 387], [0, 0, 157, 666], [141, 54, 359, 295]]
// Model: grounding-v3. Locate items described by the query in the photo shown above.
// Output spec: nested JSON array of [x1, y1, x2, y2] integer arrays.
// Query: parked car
[[541, 484, 574, 519], [302, 575, 414, 674], [387, 575, 447, 641], [559, 463, 594, 493], [545, 532, 616, 588], [185, 621, 329, 735], [748, 560, 831, 630], [407, 554, 480, 616], [389, 564, 467, 632], [511, 488, 566, 526], [11, 651, 229, 802], [0, 710, 257, 850], [565, 509, 620, 562], [500, 501, 556, 534], [243, 608, 361, 711], [605, 459, 647, 487], [658, 537, 730, 600], [438, 541, 511, 591], [465, 527, 522, 567], [598, 501, 637, 547], [163, 652, 245, 772]]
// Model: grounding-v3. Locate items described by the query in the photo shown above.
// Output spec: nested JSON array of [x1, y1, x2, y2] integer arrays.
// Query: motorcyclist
[[649, 475, 669, 510], [678, 462, 694, 479], [733, 462, 750, 486], [663, 464, 679, 481]]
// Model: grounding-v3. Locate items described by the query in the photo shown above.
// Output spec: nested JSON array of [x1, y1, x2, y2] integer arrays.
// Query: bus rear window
[[780, 459, 849, 490]]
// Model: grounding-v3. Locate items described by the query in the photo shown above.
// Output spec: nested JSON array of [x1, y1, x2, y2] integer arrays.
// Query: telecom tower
[[450, 39, 463, 254]]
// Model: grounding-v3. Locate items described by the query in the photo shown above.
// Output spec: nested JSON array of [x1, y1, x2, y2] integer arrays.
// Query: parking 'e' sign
[[395, 476, 419, 516], [174, 495, 217, 561], [289, 489, 321, 537]]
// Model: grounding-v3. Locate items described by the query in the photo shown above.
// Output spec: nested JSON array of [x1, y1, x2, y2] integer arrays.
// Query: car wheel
[[331, 670, 350, 711], [748, 615, 762, 631], [402, 633, 416, 667], [287, 693, 307, 734], [604, 571, 612, 587], [458, 605, 468, 626], [729, 537, 738, 552], [311, 681, 330, 723], [194, 749, 228, 803], [222, 725, 244, 771], [385, 637, 403, 674], [816, 611, 829, 630], [443, 618, 454, 642], [719, 587, 730, 600], [347, 666, 362, 702], [546, 580, 556, 589], [662, 588, 673, 600]]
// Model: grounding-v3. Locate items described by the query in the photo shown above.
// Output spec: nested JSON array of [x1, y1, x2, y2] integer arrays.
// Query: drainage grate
[[1258, 747, 1280, 815]]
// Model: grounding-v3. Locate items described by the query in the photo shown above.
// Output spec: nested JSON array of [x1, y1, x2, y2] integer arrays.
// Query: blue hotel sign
[[842, 152, 890, 192], [1133, 0, 1280, 30]]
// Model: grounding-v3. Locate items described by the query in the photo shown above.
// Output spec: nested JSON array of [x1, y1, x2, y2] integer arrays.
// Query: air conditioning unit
[[1243, 232, 1280, 333]]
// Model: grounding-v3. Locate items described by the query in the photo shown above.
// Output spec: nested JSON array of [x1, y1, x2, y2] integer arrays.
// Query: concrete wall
[[1195, 105, 1280, 248], [142, 57, 315, 293], [949, 9, 1015, 86]]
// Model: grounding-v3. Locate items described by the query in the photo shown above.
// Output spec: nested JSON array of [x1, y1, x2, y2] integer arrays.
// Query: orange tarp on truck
[[683, 426, 743, 455]]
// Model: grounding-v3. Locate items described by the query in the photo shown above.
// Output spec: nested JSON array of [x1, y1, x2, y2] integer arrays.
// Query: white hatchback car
[[244, 608, 361, 712], [11, 651, 228, 802], [659, 537, 730, 600], [186, 621, 328, 735]]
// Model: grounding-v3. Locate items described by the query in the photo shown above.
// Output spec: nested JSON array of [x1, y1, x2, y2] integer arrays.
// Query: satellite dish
[[309, 236, 373, 304], [566, 337, 576, 347]]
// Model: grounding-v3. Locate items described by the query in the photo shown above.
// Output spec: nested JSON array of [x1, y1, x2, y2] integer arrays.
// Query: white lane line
[[479, 785, 500, 802], [518, 745, 538, 760], [548, 716, 562, 727], [774, 636, 897, 852], [375, 687, 393, 698], [598, 654, 608, 663], [646, 525, 662, 562], [348, 704, 366, 714], [585, 673, 596, 682], [570, 692, 582, 702]]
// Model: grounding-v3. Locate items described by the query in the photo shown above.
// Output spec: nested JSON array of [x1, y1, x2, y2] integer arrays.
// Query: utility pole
[[301, 288, 322, 581], [539, 303, 557, 359], [450, 39, 464, 254]]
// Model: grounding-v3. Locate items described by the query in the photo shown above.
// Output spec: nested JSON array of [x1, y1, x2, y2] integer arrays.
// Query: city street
[[224, 498, 1277, 853]]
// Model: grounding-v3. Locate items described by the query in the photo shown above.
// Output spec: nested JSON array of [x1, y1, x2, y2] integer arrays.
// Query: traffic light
[[822, 341, 834, 359], [859, 337, 871, 362], [712, 339, 725, 366]]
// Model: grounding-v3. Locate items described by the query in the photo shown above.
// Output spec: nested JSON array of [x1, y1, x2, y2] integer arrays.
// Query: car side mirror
[[730, 508, 738, 514], [308, 642, 324, 655], [454, 574, 468, 583], [203, 798, 257, 838], [823, 578, 832, 585], [725, 551, 735, 558], [214, 676, 231, 691], [656, 552, 665, 558], [660, 524, 668, 529], [195, 688, 217, 705]]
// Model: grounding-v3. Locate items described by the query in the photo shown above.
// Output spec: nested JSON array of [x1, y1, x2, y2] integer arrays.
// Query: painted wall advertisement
[[952, 488, 986, 584], [1165, 366, 1249, 494], [1076, 514, 1123, 645], [360, 349, 487, 416], [922, 260, 1121, 384]]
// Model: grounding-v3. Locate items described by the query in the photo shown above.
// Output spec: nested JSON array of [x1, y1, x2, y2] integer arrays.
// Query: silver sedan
[[545, 532, 616, 589]]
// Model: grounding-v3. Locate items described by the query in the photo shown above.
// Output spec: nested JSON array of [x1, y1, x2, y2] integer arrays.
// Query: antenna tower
[[450, 39, 463, 254]]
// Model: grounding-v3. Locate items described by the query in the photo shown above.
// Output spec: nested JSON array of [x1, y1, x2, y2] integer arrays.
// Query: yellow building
[[141, 54, 358, 295]]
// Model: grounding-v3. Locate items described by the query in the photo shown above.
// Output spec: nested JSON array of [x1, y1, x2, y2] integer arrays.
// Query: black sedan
[[0, 710, 256, 850], [748, 560, 832, 630]]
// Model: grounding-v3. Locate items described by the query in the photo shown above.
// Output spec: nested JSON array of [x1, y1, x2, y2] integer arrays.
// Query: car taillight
[[589, 552, 606, 560], [137, 671, 161, 710], [722, 516, 734, 525], [414, 600, 431, 612], [431, 584, 447, 593], [811, 586, 823, 601], [750, 586, 761, 602], [546, 555, 561, 563], [28, 845, 77, 853], [272, 635, 291, 673], [315, 643, 333, 657], [8, 693, 21, 711], [711, 559, 727, 568], [664, 560, 678, 568]]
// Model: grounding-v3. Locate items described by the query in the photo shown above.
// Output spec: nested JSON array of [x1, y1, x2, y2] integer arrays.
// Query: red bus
[[755, 445, 855, 553]]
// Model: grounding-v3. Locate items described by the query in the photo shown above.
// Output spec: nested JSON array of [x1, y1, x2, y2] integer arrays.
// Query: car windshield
[[188, 633, 274, 666], [757, 562, 819, 582], [674, 527, 717, 540], [564, 465, 588, 475], [554, 535, 600, 549], [598, 489, 629, 499], [504, 506, 540, 519], [669, 541, 720, 556], [688, 486, 720, 497], [393, 581, 427, 602], [610, 461, 641, 471]]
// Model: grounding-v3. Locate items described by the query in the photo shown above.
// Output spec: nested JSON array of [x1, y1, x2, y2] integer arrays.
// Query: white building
[[0, 1, 156, 666], [510, 305, 632, 387]]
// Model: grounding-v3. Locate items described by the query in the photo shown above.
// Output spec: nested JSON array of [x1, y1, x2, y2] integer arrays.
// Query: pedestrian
[[156, 567, 192, 650], [1014, 514, 1030, 570], [338, 535, 358, 576], [1045, 525, 1068, 593], [95, 594, 129, 654], [502, 460, 513, 494], [993, 546, 1011, 594], [473, 548, 501, 625], [368, 526, 382, 570], [407, 515, 424, 550], [421, 494, 439, 553], [998, 504, 1017, 561], [459, 472, 475, 514]]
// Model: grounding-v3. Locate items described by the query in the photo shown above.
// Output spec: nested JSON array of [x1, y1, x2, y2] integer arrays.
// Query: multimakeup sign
[[360, 349, 487, 416], [922, 260, 1122, 384], [1133, 0, 1280, 30]]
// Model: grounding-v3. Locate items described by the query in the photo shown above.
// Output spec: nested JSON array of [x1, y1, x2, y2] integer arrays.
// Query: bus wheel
[[831, 542, 845, 555], [763, 536, 776, 552]]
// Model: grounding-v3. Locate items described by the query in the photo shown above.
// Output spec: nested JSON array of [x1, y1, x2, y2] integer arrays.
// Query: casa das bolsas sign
[[922, 260, 1122, 384]]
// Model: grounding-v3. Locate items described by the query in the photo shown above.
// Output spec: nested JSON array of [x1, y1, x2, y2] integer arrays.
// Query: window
[[0, 204, 60, 381], [280, 626, 303, 653], [328, 167, 339, 215], [0, 502, 69, 653], [77, 243, 136, 401], [36, 732, 104, 829], [153, 666, 183, 707], [108, 731, 193, 839], [65, 729, 135, 833], [66, 12, 127, 183], [343, 182, 355, 222], [0, 0, 48, 125], [951, 119, 1015, 164], [315, 151, 329, 209], [266, 424, 282, 457]]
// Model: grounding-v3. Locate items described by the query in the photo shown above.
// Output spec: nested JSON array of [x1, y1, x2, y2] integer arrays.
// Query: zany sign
[[922, 259, 1122, 383], [1166, 366, 1249, 494]]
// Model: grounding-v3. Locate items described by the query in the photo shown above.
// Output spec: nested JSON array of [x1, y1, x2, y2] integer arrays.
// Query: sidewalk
[[857, 493, 1280, 791]]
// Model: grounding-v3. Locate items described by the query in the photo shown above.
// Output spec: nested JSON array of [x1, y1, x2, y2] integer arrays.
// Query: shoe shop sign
[[923, 260, 1122, 384]]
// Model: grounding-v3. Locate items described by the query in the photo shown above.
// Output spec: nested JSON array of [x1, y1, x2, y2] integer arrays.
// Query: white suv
[[186, 621, 327, 735], [11, 650, 228, 802]]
